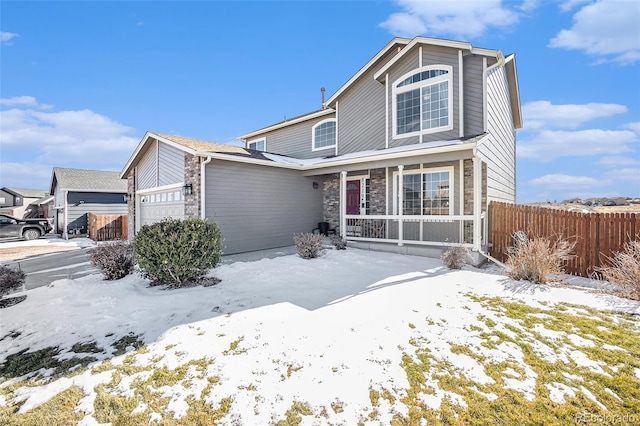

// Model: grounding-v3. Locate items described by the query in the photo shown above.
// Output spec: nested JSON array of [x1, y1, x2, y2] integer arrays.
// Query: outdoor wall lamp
[[313, 182, 319, 189], [124, 193, 133, 202], [182, 184, 193, 196]]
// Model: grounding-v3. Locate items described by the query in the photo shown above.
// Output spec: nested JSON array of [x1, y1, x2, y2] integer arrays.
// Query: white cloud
[[380, 0, 521, 38], [529, 173, 598, 189], [625, 122, 640, 134], [602, 168, 640, 184], [595, 156, 640, 168], [518, 129, 638, 160], [0, 162, 54, 190], [0, 31, 19, 44], [522, 101, 627, 130], [549, 0, 640, 64], [559, 0, 590, 12], [0, 96, 52, 110], [0, 100, 139, 171]]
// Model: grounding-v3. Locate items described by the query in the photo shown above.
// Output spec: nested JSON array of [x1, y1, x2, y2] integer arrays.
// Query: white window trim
[[392, 166, 454, 216], [312, 118, 337, 152], [247, 137, 266, 151], [345, 174, 370, 215], [392, 65, 454, 140]]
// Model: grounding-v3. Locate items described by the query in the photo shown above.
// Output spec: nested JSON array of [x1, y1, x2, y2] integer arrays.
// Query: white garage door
[[138, 188, 184, 229]]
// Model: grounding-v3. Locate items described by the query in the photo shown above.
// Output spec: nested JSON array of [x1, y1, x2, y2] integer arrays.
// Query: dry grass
[[441, 247, 471, 270], [506, 236, 576, 284], [599, 240, 640, 301]]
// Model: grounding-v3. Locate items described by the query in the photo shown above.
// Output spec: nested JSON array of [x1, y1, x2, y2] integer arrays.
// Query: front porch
[[315, 154, 488, 261]]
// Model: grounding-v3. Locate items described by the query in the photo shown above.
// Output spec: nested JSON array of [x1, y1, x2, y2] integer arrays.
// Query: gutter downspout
[[200, 156, 212, 219], [63, 190, 69, 240], [471, 147, 508, 269]]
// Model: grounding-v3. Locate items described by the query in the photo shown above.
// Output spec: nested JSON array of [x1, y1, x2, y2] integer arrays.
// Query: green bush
[[0, 265, 26, 297], [88, 240, 135, 280], [134, 218, 224, 286]]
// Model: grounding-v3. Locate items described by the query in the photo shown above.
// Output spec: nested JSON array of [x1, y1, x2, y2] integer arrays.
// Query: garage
[[138, 188, 184, 228]]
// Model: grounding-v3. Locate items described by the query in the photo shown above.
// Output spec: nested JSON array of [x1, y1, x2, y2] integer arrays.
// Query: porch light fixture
[[124, 193, 133, 202], [313, 181, 319, 189], [182, 184, 193, 196]]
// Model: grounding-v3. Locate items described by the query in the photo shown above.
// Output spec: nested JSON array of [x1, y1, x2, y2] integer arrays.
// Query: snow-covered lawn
[[1, 248, 639, 425]]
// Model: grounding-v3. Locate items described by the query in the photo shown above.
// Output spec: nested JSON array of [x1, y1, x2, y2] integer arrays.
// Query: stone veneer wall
[[463, 159, 487, 215], [369, 168, 386, 215], [184, 153, 201, 219], [323, 168, 387, 234], [323, 173, 340, 232], [127, 169, 135, 241]]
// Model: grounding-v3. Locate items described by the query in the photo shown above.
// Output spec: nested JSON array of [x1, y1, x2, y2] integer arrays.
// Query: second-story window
[[248, 138, 265, 151], [393, 65, 453, 138], [312, 119, 336, 151]]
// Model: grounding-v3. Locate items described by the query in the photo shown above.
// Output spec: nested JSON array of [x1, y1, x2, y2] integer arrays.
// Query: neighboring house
[[49, 167, 128, 236], [0, 187, 49, 219], [121, 36, 522, 261]]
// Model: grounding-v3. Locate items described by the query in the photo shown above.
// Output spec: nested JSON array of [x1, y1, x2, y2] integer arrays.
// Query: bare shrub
[[330, 234, 347, 250], [0, 265, 26, 297], [88, 240, 135, 280], [598, 240, 640, 300], [441, 247, 471, 269], [506, 236, 576, 284], [293, 233, 325, 259]]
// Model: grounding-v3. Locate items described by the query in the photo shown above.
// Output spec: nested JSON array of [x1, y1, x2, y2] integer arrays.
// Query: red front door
[[346, 180, 360, 215]]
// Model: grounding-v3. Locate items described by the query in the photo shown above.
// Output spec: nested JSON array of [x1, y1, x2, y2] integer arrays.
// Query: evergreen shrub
[[134, 218, 223, 286]]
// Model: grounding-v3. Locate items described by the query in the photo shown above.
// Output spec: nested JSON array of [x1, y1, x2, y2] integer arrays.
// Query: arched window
[[393, 65, 453, 138], [312, 119, 336, 151]]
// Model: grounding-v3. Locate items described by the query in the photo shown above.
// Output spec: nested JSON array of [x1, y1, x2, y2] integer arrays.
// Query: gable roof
[[120, 131, 249, 178], [1, 187, 48, 198], [324, 37, 411, 107], [50, 168, 127, 194], [237, 109, 335, 141], [504, 54, 523, 129], [373, 36, 500, 81]]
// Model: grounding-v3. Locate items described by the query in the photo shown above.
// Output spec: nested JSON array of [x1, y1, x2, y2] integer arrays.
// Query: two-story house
[[121, 37, 521, 262]]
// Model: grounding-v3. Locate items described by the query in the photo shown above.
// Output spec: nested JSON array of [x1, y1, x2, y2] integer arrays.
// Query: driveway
[[1, 236, 99, 289]]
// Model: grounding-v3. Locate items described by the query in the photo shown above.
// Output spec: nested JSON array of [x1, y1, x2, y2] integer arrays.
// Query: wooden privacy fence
[[88, 213, 128, 241], [488, 202, 639, 278]]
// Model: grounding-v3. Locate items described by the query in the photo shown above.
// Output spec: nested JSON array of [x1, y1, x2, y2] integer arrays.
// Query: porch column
[[473, 156, 482, 251], [398, 165, 404, 247], [340, 171, 347, 238]]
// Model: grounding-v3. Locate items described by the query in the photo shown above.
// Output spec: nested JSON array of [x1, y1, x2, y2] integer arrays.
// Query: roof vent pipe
[[321, 87, 326, 109]]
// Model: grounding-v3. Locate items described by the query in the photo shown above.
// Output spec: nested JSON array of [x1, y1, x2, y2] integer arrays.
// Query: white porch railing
[[344, 214, 481, 248]]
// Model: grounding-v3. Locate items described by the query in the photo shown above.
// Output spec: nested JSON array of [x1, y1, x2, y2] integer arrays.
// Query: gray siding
[[337, 48, 399, 155], [477, 66, 516, 203], [158, 142, 185, 186], [463, 54, 485, 137], [66, 192, 128, 233], [256, 114, 336, 159], [137, 143, 158, 190], [205, 160, 324, 254], [388, 45, 461, 149], [137, 139, 185, 190]]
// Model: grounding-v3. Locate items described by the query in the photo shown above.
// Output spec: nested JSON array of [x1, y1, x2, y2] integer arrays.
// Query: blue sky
[[1, 0, 638, 202]]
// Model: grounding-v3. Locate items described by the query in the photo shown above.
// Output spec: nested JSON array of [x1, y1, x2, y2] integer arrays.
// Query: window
[[394, 168, 453, 216], [312, 119, 336, 151], [393, 65, 453, 138], [0, 197, 5, 205], [248, 138, 265, 151]]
